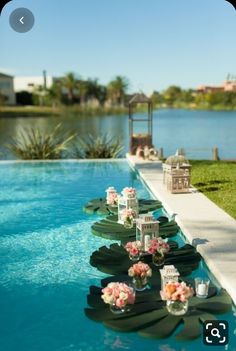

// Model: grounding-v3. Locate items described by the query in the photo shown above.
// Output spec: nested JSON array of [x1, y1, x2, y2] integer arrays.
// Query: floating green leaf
[[85, 280, 232, 341], [91, 215, 180, 242], [90, 242, 201, 276], [83, 198, 162, 215]]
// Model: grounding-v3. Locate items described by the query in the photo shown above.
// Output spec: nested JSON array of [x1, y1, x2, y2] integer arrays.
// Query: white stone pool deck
[[127, 154, 236, 305]]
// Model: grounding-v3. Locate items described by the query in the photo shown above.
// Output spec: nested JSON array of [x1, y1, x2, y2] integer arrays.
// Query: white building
[[14, 76, 53, 93], [0, 73, 16, 105]]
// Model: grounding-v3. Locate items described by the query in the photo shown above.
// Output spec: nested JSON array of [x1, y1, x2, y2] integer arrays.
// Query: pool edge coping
[[126, 153, 236, 305], [0, 158, 127, 164]]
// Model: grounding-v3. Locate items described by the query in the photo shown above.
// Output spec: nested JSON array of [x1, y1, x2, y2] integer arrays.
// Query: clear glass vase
[[166, 300, 189, 316], [129, 252, 141, 261], [152, 252, 165, 266], [132, 276, 148, 291], [124, 217, 134, 229], [109, 303, 128, 314]]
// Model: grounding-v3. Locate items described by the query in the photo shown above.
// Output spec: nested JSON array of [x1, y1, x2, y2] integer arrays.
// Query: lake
[[0, 109, 236, 160]]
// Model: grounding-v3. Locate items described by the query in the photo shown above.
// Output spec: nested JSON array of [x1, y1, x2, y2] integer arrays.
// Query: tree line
[[1, 73, 236, 110], [16, 73, 130, 107], [151, 86, 236, 110]]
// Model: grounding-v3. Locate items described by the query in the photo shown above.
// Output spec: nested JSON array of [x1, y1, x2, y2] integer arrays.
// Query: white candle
[[144, 235, 151, 251], [197, 283, 207, 296]]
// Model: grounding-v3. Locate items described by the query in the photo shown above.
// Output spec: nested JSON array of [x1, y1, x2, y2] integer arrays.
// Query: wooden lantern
[[160, 265, 180, 292], [118, 188, 139, 224], [106, 187, 118, 205], [163, 153, 191, 193], [136, 213, 159, 250]]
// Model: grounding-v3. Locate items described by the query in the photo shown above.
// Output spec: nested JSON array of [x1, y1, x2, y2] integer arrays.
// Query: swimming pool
[[0, 160, 235, 351]]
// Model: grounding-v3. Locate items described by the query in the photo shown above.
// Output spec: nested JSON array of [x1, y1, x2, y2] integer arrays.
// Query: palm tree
[[62, 72, 78, 103], [77, 80, 88, 105], [87, 78, 107, 106], [107, 76, 129, 106], [87, 78, 99, 97], [47, 80, 63, 108]]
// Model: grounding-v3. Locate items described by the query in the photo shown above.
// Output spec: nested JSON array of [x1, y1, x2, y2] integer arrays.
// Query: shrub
[[72, 134, 123, 159], [6, 124, 76, 160]]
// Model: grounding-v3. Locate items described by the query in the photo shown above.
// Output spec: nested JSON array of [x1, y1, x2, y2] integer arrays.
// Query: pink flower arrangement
[[128, 261, 152, 279], [101, 282, 135, 308], [122, 187, 136, 198], [147, 238, 170, 255], [125, 241, 142, 257], [121, 208, 137, 221], [107, 192, 118, 206], [162, 281, 194, 302]]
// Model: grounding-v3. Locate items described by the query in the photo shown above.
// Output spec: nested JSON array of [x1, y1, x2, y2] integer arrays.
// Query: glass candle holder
[[195, 278, 210, 298]]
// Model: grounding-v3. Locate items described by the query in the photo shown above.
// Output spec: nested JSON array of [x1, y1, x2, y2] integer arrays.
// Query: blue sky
[[0, 0, 236, 93]]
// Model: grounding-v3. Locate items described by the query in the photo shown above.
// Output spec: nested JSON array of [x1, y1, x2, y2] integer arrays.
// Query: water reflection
[[1, 109, 236, 159], [104, 331, 131, 350]]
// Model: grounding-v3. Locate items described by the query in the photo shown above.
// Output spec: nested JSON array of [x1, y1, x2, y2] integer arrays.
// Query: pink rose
[[116, 298, 125, 308], [101, 282, 135, 308], [128, 262, 152, 279]]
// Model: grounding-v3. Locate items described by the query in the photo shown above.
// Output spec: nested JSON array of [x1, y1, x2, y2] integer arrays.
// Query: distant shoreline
[[0, 105, 129, 118], [0, 104, 236, 118], [155, 103, 236, 112]]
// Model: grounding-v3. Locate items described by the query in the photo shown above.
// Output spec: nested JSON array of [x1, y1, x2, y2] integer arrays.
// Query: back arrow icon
[[20, 16, 24, 24]]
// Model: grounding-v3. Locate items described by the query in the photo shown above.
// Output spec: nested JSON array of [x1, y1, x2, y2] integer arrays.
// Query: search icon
[[204, 320, 228, 346], [211, 328, 221, 338]]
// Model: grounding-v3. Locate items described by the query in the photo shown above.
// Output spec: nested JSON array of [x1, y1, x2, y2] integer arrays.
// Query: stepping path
[[127, 155, 236, 304]]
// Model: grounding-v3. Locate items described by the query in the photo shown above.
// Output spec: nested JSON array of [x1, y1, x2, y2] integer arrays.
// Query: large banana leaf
[[90, 242, 201, 276], [83, 198, 162, 215], [85, 280, 232, 341], [83, 198, 112, 215], [91, 215, 180, 242]]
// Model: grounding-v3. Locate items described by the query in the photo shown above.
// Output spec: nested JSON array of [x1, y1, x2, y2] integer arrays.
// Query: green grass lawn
[[191, 160, 236, 220]]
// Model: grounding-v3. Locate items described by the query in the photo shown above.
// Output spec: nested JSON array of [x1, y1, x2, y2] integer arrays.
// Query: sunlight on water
[[0, 220, 109, 288]]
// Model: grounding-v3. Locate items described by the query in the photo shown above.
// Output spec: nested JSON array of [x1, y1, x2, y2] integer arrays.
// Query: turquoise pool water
[[0, 160, 236, 351]]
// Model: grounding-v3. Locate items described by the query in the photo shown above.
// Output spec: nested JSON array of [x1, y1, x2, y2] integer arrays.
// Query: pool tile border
[[0, 158, 127, 164]]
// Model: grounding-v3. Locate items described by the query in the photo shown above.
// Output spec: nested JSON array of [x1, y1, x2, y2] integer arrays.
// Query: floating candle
[[144, 235, 151, 251], [195, 278, 210, 298], [197, 283, 207, 296]]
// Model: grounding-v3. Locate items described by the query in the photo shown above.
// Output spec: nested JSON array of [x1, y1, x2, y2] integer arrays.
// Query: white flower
[[102, 294, 114, 304], [119, 291, 128, 301]]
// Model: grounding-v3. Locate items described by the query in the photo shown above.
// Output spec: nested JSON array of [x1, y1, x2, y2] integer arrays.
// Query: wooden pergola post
[[128, 93, 153, 155]]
